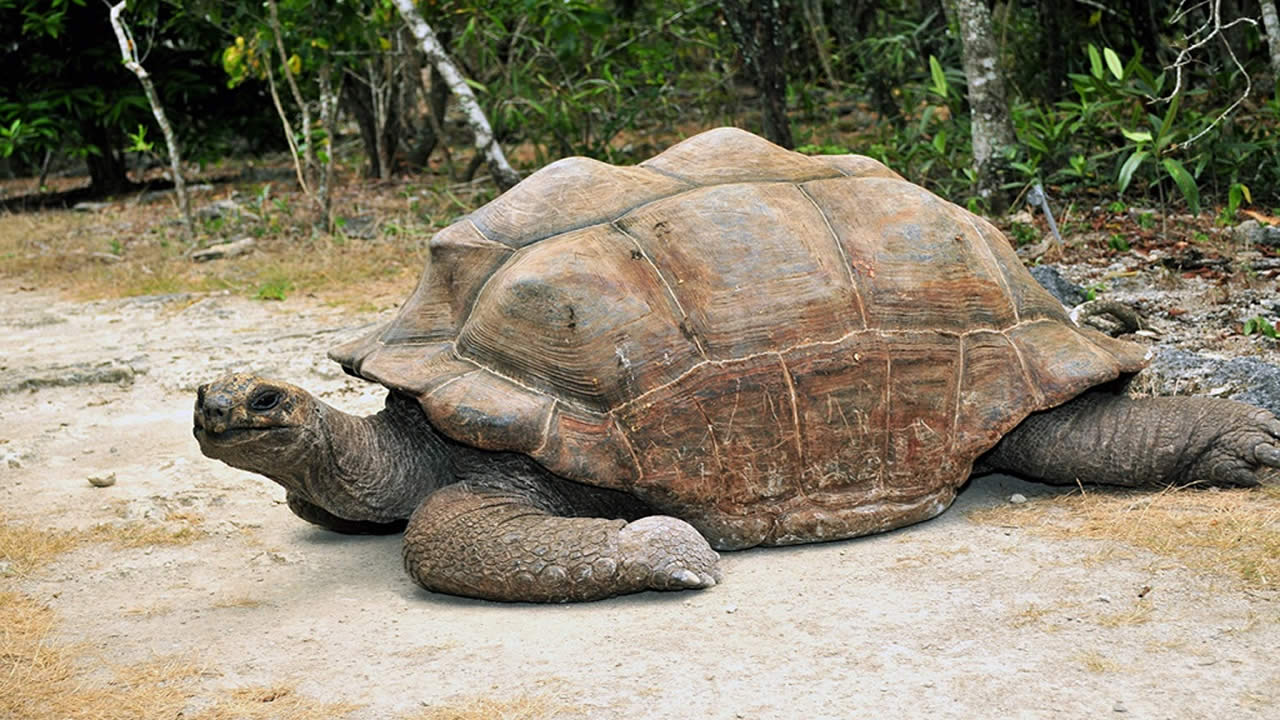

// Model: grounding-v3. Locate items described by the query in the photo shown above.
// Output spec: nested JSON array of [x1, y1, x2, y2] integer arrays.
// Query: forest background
[[2, 0, 1280, 307]]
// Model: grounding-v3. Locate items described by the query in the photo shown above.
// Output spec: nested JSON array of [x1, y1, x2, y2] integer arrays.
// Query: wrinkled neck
[[292, 393, 453, 523]]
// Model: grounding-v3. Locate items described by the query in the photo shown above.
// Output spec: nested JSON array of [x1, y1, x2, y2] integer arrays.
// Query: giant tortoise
[[194, 128, 1280, 602]]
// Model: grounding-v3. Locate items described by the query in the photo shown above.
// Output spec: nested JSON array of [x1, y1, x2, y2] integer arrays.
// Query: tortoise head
[[193, 373, 321, 475]]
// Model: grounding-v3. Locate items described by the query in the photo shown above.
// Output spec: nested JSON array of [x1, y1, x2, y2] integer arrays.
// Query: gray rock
[[1029, 265, 1086, 308], [195, 199, 244, 220], [125, 293, 196, 306], [192, 237, 255, 262], [339, 214, 379, 239], [72, 201, 112, 212], [1232, 219, 1280, 247], [0, 358, 145, 394], [1134, 349, 1280, 416], [5, 312, 68, 329]]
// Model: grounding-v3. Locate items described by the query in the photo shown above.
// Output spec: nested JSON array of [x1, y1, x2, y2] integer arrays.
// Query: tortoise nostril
[[202, 393, 233, 421]]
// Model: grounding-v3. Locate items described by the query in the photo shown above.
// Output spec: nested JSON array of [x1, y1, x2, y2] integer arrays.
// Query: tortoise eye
[[249, 389, 282, 412]]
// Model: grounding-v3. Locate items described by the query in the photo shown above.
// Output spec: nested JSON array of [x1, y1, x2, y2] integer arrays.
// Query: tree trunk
[[82, 121, 131, 196], [723, 0, 794, 149], [316, 63, 342, 232], [1262, 0, 1280, 76], [392, 0, 520, 191], [267, 0, 314, 178], [408, 64, 451, 171], [342, 73, 403, 180], [946, 0, 1017, 213], [109, 1, 192, 238], [1035, 0, 1069, 95]]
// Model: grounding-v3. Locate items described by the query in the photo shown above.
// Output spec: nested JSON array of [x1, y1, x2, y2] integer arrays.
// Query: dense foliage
[[0, 0, 277, 193], [4, 0, 1280, 211]]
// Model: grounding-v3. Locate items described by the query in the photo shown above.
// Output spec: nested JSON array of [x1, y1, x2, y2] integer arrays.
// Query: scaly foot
[[618, 516, 721, 590]]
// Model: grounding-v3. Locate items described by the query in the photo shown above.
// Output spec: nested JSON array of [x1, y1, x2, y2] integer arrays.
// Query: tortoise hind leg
[[401, 456, 720, 602], [979, 390, 1280, 488]]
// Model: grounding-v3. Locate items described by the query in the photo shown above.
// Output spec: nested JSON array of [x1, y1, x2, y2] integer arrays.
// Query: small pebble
[[725, 604, 737, 614], [1009, 493, 1027, 504], [87, 472, 117, 488], [1113, 701, 1127, 713]]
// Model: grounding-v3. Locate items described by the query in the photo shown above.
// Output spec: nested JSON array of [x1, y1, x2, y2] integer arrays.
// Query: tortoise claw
[[1257, 443, 1280, 468]]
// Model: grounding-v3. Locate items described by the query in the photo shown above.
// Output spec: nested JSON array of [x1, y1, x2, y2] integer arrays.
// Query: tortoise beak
[[194, 383, 234, 435]]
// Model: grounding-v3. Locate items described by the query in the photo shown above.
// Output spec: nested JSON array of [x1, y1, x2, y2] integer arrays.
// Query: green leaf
[[1103, 47, 1124, 79], [932, 130, 946, 154], [1243, 316, 1278, 338], [1155, 94, 1181, 151], [1237, 183, 1252, 205], [928, 55, 947, 97], [1117, 150, 1148, 194], [1162, 157, 1200, 215], [1227, 183, 1249, 215], [1087, 44, 1103, 79], [1121, 128, 1152, 144]]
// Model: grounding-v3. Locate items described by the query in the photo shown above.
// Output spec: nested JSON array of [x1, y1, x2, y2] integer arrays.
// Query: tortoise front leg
[[981, 390, 1280, 488], [401, 465, 721, 602]]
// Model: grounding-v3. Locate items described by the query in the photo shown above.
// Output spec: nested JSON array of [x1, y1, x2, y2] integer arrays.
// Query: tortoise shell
[[330, 128, 1148, 549]]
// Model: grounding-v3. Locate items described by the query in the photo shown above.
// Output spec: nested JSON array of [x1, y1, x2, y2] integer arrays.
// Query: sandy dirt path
[[2, 282, 1276, 718]]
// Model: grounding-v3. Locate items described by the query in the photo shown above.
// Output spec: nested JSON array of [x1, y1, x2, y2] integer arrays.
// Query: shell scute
[[616, 182, 864, 359], [453, 223, 703, 412], [801, 176, 1020, 333], [468, 156, 690, 248], [641, 127, 844, 184]]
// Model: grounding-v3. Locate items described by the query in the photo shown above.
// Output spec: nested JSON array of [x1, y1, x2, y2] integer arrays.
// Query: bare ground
[[2, 274, 1278, 720]]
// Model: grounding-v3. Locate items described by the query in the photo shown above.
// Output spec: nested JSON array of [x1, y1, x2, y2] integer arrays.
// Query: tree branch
[[391, 0, 520, 190], [108, 1, 192, 239], [1161, 0, 1254, 148], [266, 0, 314, 175]]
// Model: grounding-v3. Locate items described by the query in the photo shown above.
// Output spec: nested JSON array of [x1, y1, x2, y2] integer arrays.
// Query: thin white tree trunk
[[391, 0, 520, 190], [1261, 0, 1280, 76], [367, 59, 391, 180], [262, 56, 311, 196], [317, 63, 343, 232], [267, 0, 314, 177], [108, 1, 193, 238], [947, 0, 1017, 212]]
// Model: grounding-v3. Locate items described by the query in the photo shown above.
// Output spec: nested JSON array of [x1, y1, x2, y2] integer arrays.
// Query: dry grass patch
[[1093, 599, 1155, 627], [0, 591, 362, 720], [0, 176, 444, 306], [189, 685, 360, 720], [1072, 650, 1122, 674], [86, 512, 208, 549], [210, 594, 266, 610], [1008, 602, 1059, 629], [0, 510, 207, 580], [969, 485, 1280, 589], [0, 517, 82, 576], [0, 590, 201, 720], [412, 695, 565, 720]]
